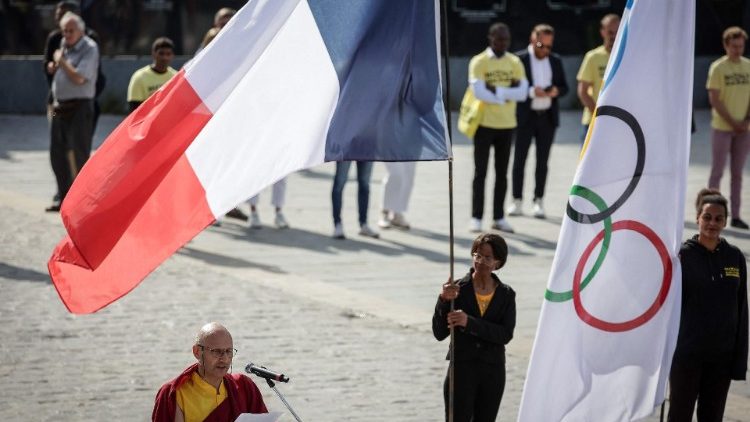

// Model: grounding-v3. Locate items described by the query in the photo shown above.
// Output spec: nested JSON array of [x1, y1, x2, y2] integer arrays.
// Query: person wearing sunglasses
[[509, 24, 568, 220], [152, 322, 268, 421], [432, 233, 517, 421]]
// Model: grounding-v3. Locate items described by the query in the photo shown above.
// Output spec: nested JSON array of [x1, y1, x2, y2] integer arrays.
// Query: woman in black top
[[432, 233, 516, 422], [669, 189, 748, 422]]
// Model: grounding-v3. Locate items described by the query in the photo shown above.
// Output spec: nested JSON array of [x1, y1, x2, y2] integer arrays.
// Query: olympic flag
[[47, 0, 449, 314], [518, 0, 694, 420]]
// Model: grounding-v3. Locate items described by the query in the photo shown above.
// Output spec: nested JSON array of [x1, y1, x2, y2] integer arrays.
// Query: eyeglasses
[[472, 252, 496, 263], [535, 42, 553, 51], [198, 345, 237, 358]]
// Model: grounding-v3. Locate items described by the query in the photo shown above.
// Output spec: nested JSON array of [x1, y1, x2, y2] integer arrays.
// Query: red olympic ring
[[572, 220, 672, 332]]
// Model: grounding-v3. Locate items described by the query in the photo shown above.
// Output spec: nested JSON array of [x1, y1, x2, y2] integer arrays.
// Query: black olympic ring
[[566, 105, 645, 224]]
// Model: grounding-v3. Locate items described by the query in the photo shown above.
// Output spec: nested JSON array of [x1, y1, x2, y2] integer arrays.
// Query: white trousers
[[381, 161, 416, 214], [248, 178, 287, 208]]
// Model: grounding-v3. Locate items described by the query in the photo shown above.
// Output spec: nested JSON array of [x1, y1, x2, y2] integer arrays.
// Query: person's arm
[[708, 89, 745, 133], [432, 279, 457, 341], [470, 79, 506, 104], [494, 78, 529, 102], [731, 254, 748, 380], [43, 33, 58, 81], [550, 57, 569, 98], [54, 45, 98, 86], [577, 80, 596, 115]]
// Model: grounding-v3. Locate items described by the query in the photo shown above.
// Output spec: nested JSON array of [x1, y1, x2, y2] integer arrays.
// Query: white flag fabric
[[518, 0, 694, 420]]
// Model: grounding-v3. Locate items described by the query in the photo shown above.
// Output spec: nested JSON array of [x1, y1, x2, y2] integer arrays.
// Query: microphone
[[245, 362, 290, 383]]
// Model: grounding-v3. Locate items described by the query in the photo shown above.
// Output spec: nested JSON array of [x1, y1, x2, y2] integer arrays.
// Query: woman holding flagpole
[[432, 233, 516, 422], [669, 188, 748, 422]]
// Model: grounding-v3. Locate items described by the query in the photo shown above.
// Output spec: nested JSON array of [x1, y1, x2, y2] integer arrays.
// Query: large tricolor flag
[[48, 0, 449, 314], [518, 0, 694, 420]]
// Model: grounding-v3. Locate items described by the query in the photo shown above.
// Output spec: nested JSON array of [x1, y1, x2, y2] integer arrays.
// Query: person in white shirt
[[509, 24, 568, 219]]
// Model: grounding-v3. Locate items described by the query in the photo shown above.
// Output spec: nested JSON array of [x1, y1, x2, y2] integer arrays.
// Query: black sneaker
[[731, 218, 749, 230], [226, 207, 249, 221]]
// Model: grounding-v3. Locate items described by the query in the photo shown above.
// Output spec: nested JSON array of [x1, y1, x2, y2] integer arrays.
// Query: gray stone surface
[[0, 110, 748, 421]]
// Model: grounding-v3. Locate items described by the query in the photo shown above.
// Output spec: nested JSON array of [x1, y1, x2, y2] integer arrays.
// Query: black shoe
[[226, 207, 249, 221], [731, 218, 749, 230], [45, 201, 61, 212]]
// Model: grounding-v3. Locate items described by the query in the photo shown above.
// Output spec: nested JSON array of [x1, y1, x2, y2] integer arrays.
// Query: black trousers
[[512, 110, 556, 200], [443, 360, 506, 422], [667, 358, 732, 422], [472, 126, 513, 220], [49, 99, 94, 200]]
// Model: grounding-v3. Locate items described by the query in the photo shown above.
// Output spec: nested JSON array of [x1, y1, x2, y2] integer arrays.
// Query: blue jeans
[[332, 161, 373, 225]]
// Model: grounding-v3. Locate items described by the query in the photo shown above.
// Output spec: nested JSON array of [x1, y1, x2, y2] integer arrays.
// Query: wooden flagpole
[[439, 1, 456, 421]]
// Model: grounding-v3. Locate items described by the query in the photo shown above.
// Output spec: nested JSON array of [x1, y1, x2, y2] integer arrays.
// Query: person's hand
[[547, 86, 559, 98], [440, 278, 459, 302], [53, 49, 62, 64], [447, 310, 468, 328], [46, 61, 57, 75], [533, 87, 547, 97]]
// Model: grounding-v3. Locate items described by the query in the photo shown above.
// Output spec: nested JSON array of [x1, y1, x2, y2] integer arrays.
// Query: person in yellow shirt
[[467, 22, 528, 234], [127, 37, 177, 112], [576, 13, 620, 139], [707, 27, 750, 230], [152, 322, 268, 421]]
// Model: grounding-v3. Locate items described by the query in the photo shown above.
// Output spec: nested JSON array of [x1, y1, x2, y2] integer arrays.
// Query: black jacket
[[674, 236, 748, 380], [515, 48, 568, 128], [432, 270, 516, 365]]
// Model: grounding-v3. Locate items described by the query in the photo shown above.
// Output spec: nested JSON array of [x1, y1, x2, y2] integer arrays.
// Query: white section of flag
[[518, 0, 695, 421], [185, 0, 338, 216]]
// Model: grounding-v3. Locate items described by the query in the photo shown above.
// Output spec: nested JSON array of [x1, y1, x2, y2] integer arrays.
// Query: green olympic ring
[[545, 185, 612, 302]]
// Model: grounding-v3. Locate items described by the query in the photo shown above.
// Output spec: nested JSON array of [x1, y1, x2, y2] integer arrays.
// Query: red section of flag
[[48, 155, 214, 314], [60, 70, 212, 270]]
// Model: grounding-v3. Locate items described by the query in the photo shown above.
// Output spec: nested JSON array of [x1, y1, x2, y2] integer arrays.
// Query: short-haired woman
[[432, 233, 516, 422]]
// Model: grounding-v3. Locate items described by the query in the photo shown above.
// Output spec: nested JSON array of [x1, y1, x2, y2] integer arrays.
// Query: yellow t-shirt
[[576, 45, 610, 125], [475, 291, 495, 317], [176, 372, 228, 422], [127, 65, 178, 102], [707, 56, 750, 131], [468, 50, 526, 129]]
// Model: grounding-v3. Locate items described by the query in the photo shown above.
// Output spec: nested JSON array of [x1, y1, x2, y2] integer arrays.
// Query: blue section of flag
[[307, 0, 449, 162]]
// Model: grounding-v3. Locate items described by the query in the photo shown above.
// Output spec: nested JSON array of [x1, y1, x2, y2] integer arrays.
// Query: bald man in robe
[[152, 322, 267, 421]]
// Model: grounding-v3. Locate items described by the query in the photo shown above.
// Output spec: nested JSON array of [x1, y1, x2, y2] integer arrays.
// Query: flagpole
[[439, 1, 456, 421]]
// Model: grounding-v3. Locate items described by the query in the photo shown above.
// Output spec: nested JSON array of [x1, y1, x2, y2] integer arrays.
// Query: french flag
[[48, 0, 450, 314]]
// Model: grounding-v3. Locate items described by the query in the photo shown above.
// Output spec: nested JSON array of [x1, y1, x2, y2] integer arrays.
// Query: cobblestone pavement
[[0, 111, 748, 421]]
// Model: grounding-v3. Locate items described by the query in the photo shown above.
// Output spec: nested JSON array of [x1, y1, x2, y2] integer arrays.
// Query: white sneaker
[[359, 224, 380, 238], [390, 213, 410, 230], [377, 210, 391, 229], [249, 211, 262, 229], [507, 199, 523, 216], [533, 198, 546, 219], [333, 223, 345, 239], [274, 212, 289, 229], [469, 218, 482, 232], [491, 218, 514, 233]]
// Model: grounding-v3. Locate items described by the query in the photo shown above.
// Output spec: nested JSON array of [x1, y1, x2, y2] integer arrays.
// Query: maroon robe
[[152, 363, 268, 421]]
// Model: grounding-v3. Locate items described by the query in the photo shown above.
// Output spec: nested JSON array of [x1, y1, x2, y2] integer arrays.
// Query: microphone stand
[[266, 378, 303, 422]]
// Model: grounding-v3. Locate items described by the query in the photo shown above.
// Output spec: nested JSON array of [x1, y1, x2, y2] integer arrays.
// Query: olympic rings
[[566, 105, 645, 225], [545, 185, 612, 302], [572, 220, 672, 332]]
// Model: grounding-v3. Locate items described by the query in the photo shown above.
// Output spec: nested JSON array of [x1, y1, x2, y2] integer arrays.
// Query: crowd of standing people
[[34, 3, 748, 421]]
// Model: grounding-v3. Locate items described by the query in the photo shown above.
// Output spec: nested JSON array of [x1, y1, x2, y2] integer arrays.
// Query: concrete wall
[[0, 55, 717, 114]]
